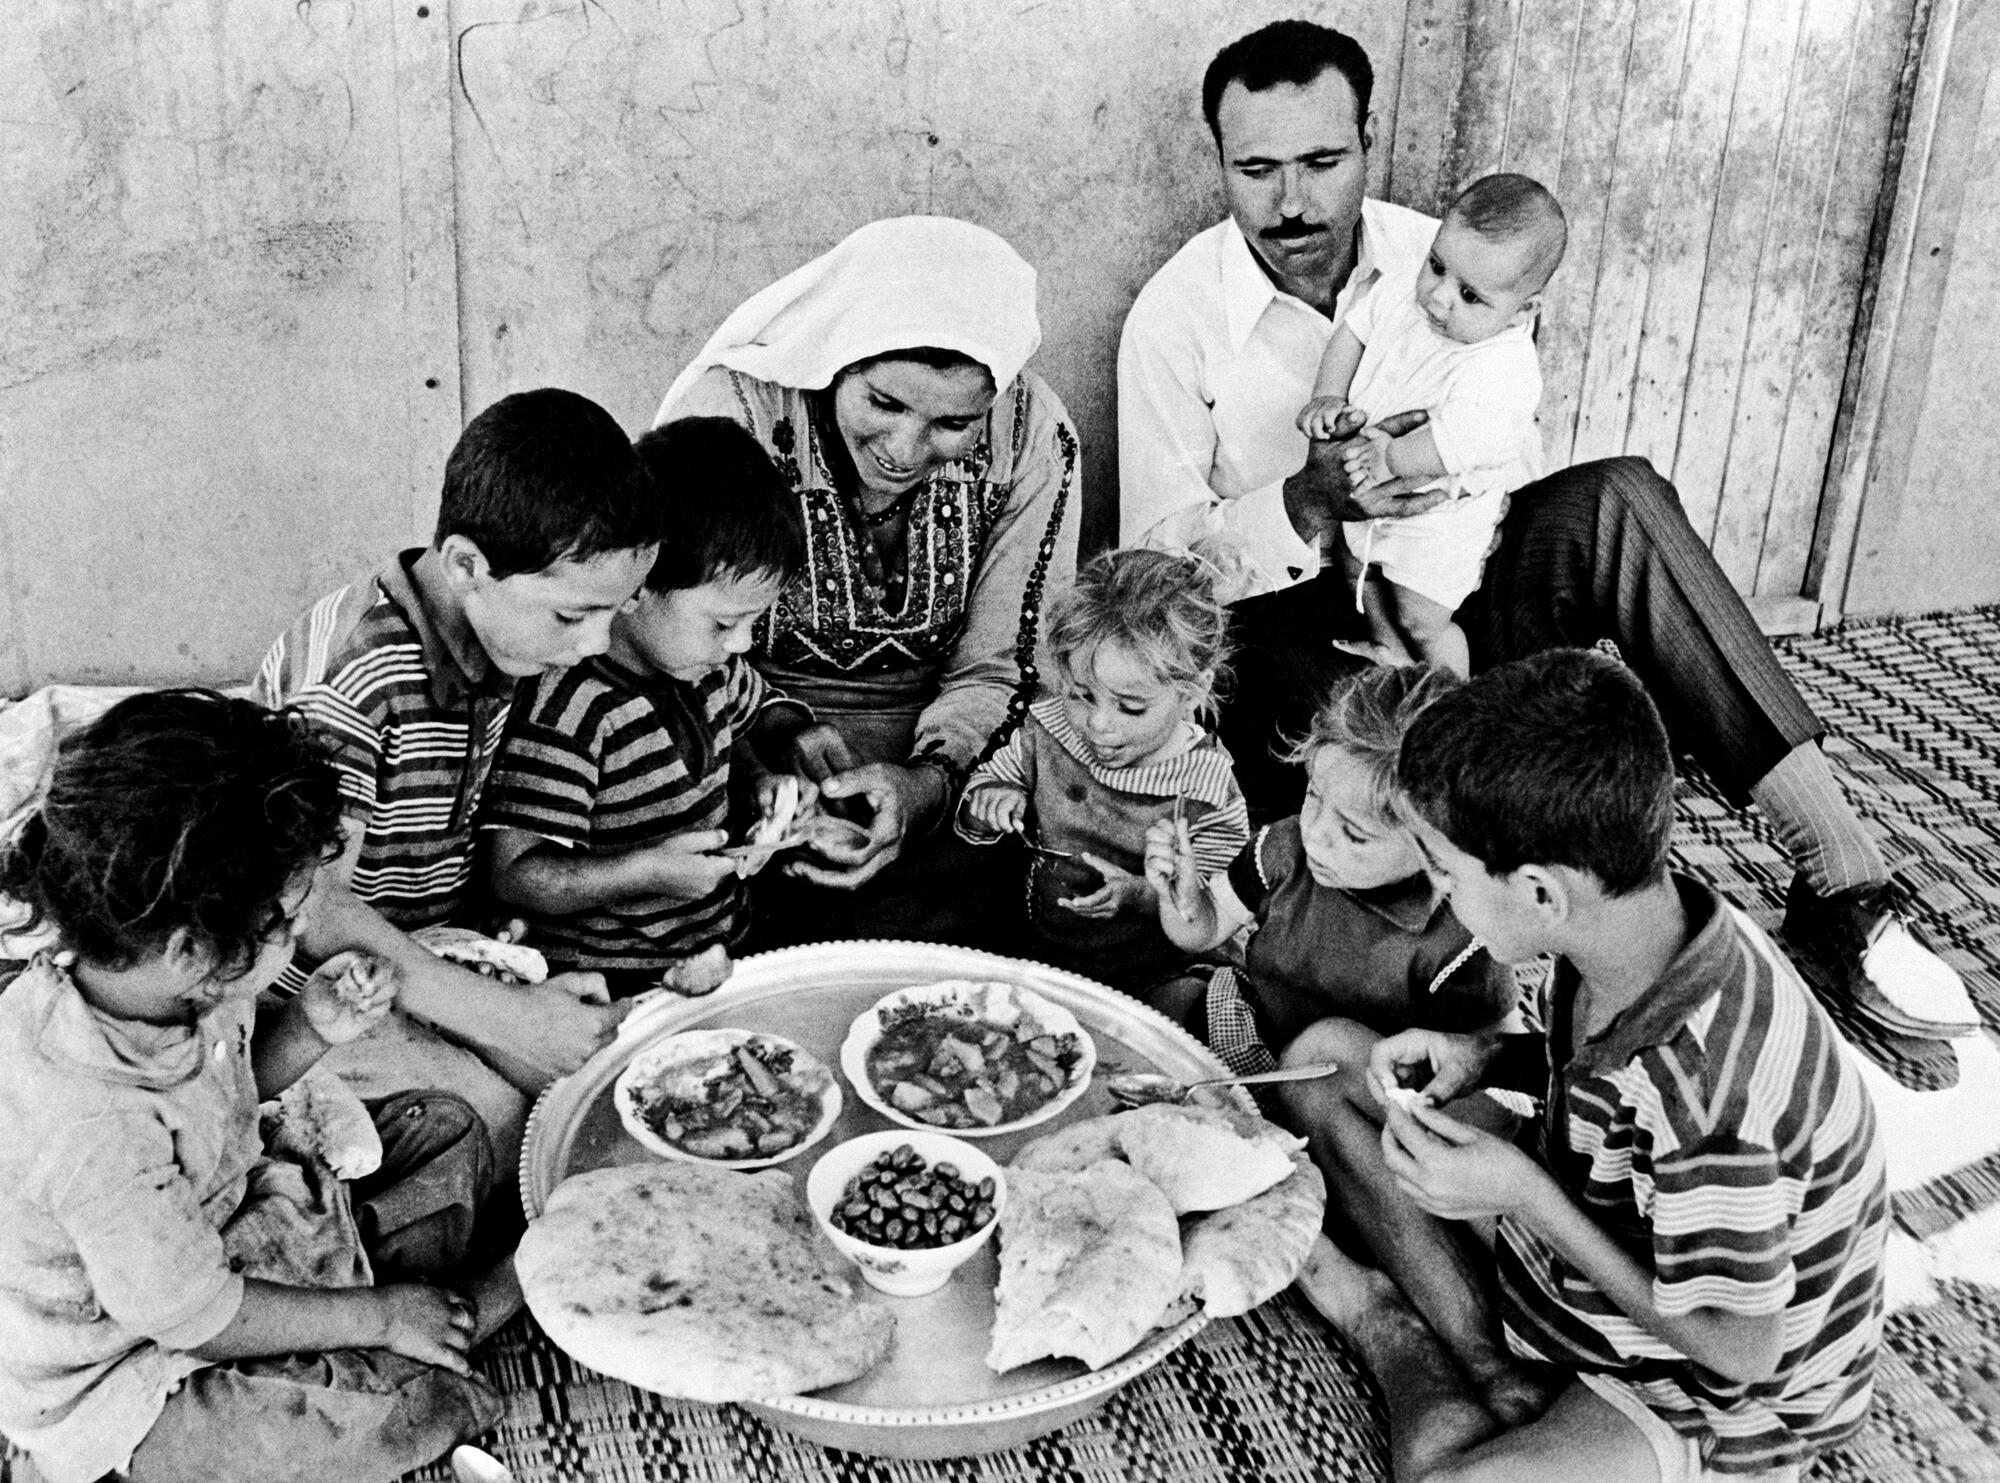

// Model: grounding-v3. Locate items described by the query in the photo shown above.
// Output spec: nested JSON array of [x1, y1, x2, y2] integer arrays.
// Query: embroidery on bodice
[[740, 374, 1019, 678]]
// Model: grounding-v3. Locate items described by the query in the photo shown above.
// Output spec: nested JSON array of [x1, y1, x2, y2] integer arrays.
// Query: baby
[[1298, 173, 1568, 675]]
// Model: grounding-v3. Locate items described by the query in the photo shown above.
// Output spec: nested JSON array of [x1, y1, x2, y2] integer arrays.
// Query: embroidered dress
[[669, 367, 1077, 784], [1497, 877, 1887, 1475], [958, 696, 1248, 992]]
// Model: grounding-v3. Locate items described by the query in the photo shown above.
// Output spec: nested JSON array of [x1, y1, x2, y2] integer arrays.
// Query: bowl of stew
[[614, 1028, 842, 1168], [840, 980, 1094, 1137]]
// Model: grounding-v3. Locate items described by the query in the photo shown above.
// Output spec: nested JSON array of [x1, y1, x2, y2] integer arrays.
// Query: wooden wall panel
[[1385, 0, 1917, 603]]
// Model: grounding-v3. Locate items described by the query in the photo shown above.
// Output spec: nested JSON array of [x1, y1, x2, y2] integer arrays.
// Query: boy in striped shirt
[[1301, 649, 1886, 1482], [255, 388, 662, 1165], [484, 417, 820, 996]]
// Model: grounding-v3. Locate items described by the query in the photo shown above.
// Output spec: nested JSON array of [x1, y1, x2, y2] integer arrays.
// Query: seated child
[[1297, 173, 1568, 675], [0, 691, 504, 1483], [957, 548, 1248, 996], [483, 417, 820, 999], [256, 387, 663, 1164], [1303, 649, 1888, 1482]]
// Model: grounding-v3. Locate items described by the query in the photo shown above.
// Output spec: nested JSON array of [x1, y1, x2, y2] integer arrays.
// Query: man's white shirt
[[1117, 200, 1439, 597]]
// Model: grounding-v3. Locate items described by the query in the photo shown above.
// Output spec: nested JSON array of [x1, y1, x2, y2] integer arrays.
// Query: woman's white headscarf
[[655, 216, 1041, 423]]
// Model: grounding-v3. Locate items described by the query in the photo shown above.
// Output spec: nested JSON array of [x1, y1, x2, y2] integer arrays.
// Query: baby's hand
[[1340, 426, 1397, 490], [1142, 818, 1203, 920], [961, 783, 1028, 837], [1296, 395, 1355, 441], [300, 950, 397, 1044]]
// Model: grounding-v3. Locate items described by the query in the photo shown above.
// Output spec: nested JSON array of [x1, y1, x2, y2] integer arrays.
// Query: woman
[[655, 216, 1080, 946]]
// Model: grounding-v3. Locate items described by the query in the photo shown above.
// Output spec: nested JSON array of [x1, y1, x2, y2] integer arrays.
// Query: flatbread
[[1066, 1103, 1301, 1215], [517, 1162, 894, 1401], [410, 925, 549, 985], [986, 1161, 1182, 1373], [1175, 1149, 1327, 1317], [1007, 1113, 1124, 1174]]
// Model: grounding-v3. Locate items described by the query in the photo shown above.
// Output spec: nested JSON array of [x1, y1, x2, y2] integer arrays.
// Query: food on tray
[[618, 1032, 835, 1164], [1111, 1103, 1303, 1214], [828, 1142, 998, 1251], [863, 989, 1087, 1131], [410, 924, 548, 985], [658, 942, 732, 998], [995, 1102, 1329, 1363], [517, 1162, 894, 1402], [1174, 1147, 1326, 1317], [985, 1161, 1183, 1373]]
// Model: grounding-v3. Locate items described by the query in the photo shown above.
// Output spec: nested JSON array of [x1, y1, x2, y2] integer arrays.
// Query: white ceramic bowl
[[840, 979, 1095, 1137], [806, 1130, 1006, 1297], [614, 1027, 841, 1169]]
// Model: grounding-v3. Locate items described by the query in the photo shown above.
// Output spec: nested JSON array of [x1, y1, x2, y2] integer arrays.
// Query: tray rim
[[517, 938, 1238, 1431]]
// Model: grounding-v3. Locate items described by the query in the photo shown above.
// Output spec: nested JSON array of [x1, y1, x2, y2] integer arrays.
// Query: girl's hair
[[0, 690, 347, 979], [1047, 548, 1232, 713], [1284, 663, 1464, 820]]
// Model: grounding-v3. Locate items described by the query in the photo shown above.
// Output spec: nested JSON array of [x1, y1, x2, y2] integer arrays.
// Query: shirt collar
[[1346, 871, 1447, 934], [376, 549, 511, 709], [1217, 205, 1395, 353], [1028, 696, 1239, 806], [1561, 875, 1730, 1073]]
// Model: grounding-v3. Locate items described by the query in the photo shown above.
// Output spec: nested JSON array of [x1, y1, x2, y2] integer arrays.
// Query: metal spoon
[[1103, 1061, 1341, 1108]]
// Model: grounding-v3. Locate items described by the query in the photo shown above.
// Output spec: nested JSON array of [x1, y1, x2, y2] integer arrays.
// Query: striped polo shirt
[[254, 550, 516, 929], [479, 654, 773, 972], [1498, 875, 1887, 1474]]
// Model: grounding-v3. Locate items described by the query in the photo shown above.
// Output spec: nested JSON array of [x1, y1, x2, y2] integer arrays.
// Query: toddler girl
[[957, 547, 1248, 996], [0, 691, 502, 1483]]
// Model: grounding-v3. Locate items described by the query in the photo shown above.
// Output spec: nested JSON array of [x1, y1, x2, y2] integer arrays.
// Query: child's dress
[[1203, 818, 1518, 1072], [959, 696, 1249, 993]]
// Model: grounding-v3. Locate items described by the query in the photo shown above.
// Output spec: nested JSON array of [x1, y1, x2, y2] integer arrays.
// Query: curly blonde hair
[[1047, 548, 1232, 717], [1284, 663, 1464, 820]]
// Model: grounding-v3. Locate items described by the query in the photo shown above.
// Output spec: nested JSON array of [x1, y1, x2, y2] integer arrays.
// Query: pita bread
[[1176, 1149, 1327, 1317], [411, 925, 549, 985], [517, 1162, 893, 1401], [1007, 1113, 1124, 1174], [986, 1161, 1182, 1373], [1021, 1103, 1301, 1215]]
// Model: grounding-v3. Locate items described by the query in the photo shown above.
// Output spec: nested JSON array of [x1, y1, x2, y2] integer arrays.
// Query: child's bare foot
[[1294, 1233, 1401, 1333]]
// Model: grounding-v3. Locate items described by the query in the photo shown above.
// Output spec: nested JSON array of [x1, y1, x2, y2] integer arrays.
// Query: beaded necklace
[[809, 390, 916, 610]]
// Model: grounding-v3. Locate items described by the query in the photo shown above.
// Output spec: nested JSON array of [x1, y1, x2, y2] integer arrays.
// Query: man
[[1117, 18, 1976, 1064]]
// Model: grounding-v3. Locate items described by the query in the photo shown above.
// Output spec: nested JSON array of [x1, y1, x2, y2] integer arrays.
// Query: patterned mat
[[5, 609, 1999, 1482]]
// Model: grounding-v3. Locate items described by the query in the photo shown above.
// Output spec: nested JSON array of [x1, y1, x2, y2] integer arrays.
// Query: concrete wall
[[0, 0, 1410, 692]]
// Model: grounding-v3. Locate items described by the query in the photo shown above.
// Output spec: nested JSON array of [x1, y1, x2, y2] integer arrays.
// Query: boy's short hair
[[1203, 20, 1374, 148], [1448, 173, 1569, 293], [1396, 649, 1675, 895], [1285, 663, 1462, 820], [1048, 547, 1232, 711], [632, 417, 806, 593], [438, 388, 661, 579], [0, 690, 346, 978]]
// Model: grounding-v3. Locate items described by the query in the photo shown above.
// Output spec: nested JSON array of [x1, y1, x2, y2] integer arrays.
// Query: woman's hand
[[961, 782, 1028, 836], [371, 1284, 478, 1376], [788, 761, 944, 889], [1060, 852, 1153, 919], [791, 724, 860, 785], [298, 951, 397, 1045]]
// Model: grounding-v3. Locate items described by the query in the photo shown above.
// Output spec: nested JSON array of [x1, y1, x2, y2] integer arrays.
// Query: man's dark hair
[[0, 690, 347, 978], [633, 417, 807, 593], [1202, 19, 1374, 149], [437, 387, 662, 578], [1396, 649, 1676, 896]]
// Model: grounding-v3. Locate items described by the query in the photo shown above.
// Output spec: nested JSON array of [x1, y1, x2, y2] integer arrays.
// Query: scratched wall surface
[[0, 0, 459, 692], [444, 0, 1409, 562]]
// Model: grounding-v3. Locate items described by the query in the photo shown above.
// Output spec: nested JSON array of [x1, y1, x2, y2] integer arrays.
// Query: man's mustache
[[1262, 218, 1325, 241]]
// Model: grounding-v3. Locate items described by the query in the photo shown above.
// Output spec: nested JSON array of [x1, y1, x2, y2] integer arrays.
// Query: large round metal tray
[[519, 940, 1238, 1459]]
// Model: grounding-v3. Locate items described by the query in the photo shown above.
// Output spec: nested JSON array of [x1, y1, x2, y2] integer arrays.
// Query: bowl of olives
[[805, 1131, 1006, 1297]]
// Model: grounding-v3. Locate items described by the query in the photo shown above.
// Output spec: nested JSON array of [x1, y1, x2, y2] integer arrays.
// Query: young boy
[[1297, 173, 1568, 675], [0, 691, 502, 1483], [1300, 650, 1886, 1482], [483, 417, 817, 997], [254, 388, 662, 1161]]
